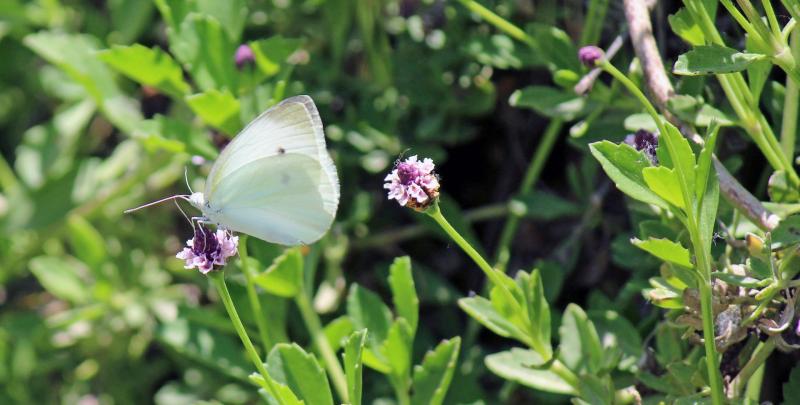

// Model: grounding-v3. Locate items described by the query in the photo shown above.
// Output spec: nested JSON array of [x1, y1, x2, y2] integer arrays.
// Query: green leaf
[[171, 13, 237, 91], [772, 215, 800, 246], [186, 89, 241, 136], [388, 256, 419, 333], [133, 114, 218, 158], [323, 316, 354, 352], [484, 348, 576, 395], [253, 248, 303, 298], [674, 45, 767, 76], [669, 8, 704, 45], [632, 238, 693, 268], [194, 0, 247, 42], [510, 86, 592, 120], [250, 36, 303, 77], [343, 330, 367, 405], [559, 303, 603, 373], [711, 272, 769, 288], [250, 374, 303, 405], [512, 190, 581, 220], [577, 374, 614, 405], [267, 343, 333, 405], [457, 296, 528, 344], [157, 317, 251, 382], [695, 122, 719, 201], [23, 31, 142, 133], [589, 141, 669, 209], [769, 171, 800, 203], [522, 269, 552, 359], [746, 34, 773, 102], [411, 337, 461, 405], [588, 310, 643, 372], [381, 318, 413, 379], [526, 23, 581, 72], [642, 166, 685, 208], [347, 284, 393, 370], [66, 215, 106, 269], [661, 122, 697, 192], [782, 364, 800, 404], [28, 256, 87, 304], [98, 44, 191, 98]]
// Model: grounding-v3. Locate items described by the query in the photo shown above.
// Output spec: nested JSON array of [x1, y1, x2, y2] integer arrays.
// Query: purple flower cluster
[[176, 224, 238, 274], [384, 155, 440, 210], [624, 129, 659, 165]]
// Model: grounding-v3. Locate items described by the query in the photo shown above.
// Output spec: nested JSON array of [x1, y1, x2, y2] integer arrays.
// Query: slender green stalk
[[743, 362, 766, 404], [294, 288, 349, 402], [456, 0, 535, 46], [238, 236, 274, 352], [495, 119, 564, 271], [600, 59, 724, 405], [390, 376, 411, 405], [782, 31, 800, 160], [208, 272, 284, 404], [730, 338, 776, 398], [427, 202, 523, 315]]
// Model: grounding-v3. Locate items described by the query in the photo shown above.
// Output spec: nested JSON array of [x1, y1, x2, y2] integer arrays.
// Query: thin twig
[[622, 0, 776, 231]]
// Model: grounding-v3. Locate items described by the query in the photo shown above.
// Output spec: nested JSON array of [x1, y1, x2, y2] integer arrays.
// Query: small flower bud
[[235, 44, 255, 69], [578, 46, 604, 67], [384, 155, 440, 211], [745, 233, 765, 256]]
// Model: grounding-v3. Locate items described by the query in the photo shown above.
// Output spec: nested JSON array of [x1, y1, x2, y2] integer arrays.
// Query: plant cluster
[[3, 0, 800, 404]]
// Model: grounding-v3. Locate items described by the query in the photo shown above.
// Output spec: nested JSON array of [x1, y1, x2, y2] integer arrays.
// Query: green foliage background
[[2, 0, 800, 404]]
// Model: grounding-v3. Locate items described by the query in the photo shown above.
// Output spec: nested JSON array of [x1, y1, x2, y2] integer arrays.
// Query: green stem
[[427, 203, 523, 315], [495, 119, 564, 271], [294, 289, 349, 402], [743, 361, 766, 404], [208, 272, 284, 404], [456, 0, 535, 46], [782, 31, 800, 160], [600, 58, 724, 405], [238, 236, 274, 352], [730, 338, 776, 398], [391, 376, 411, 405]]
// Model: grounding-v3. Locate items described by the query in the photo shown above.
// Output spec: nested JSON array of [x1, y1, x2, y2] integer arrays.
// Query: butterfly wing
[[207, 153, 333, 245], [205, 95, 339, 217], [203, 96, 339, 244]]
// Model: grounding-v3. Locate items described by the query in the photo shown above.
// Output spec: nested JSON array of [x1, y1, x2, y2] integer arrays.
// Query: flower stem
[[782, 30, 800, 160], [294, 288, 349, 402], [729, 337, 775, 398], [456, 0, 535, 47], [238, 236, 274, 352], [600, 58, 725, 405], [427, 203, 523, 315], [208, 271, 284, 404]]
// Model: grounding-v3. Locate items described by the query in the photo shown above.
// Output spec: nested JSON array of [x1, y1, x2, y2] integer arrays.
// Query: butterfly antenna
[[184, 166, 194, 194], [124, 195, 190, 214], [173, 199, 193, 229]]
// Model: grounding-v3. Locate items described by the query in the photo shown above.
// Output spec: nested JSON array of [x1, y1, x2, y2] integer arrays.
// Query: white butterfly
[[128, 95, 340, 245]]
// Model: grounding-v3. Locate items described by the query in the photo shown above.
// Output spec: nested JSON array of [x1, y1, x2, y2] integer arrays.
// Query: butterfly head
[[189, 192, 206, 210]]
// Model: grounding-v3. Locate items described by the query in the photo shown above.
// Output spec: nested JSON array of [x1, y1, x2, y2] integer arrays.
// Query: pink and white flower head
[[176, 224, 239, 274], [384, 155, 440, 211]]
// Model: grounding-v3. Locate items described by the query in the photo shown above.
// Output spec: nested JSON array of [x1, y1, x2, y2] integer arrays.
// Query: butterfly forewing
[[203, 95, 339, 245]]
